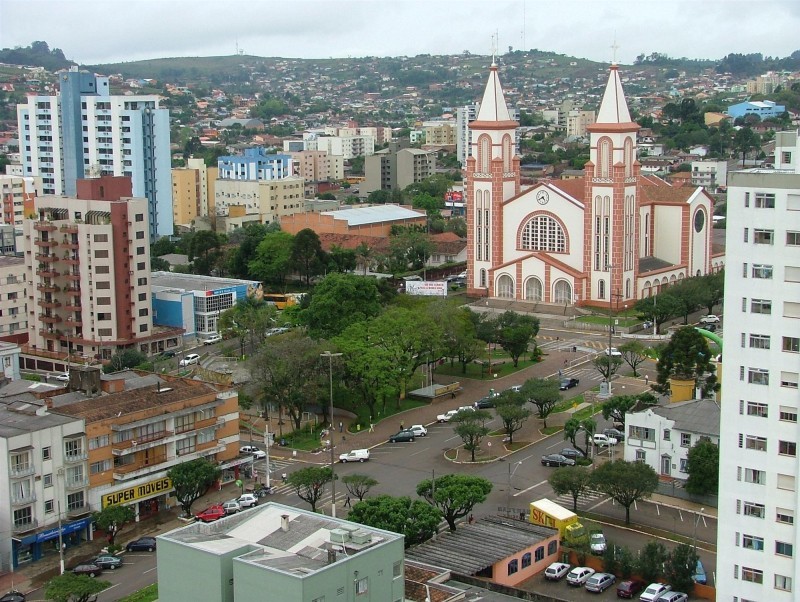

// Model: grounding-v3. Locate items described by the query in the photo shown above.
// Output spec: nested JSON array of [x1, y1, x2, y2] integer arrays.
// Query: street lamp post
[[693, 507, 706, 552], [506, 461, 523, 517], [321, 351, 343, 517], [607, 264, 614, 396]]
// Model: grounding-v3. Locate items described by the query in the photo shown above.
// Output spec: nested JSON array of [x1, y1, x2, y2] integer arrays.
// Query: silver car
[[585, 572, 615, 592]]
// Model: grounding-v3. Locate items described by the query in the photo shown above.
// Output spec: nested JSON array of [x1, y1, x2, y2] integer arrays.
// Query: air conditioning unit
[[329, 528, 350, 544]]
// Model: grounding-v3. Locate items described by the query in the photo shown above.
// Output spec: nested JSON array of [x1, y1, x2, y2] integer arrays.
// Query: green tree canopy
[[494, 391, 532, 444], [452, 408, 491, 462], [592, 460, 659, 524], [348, 495, 442, 547], [103, 349, 148, 374], [227, 223, 269, 278], [167, 458, 221, 517], [292, 229, 327, 287], [655, 326, 717, 395], [685, 437, 719, 496], [495, 311, 539, 367], [548, 466, 593, 512], [326, 245, 357, 274], [618, 341, 648, 377], [92, 504, 135, 545], [563, 417, 596, 457], [249, 230, 294, 285], [522, 377, 562, 428], [45, 573, 112, 602], [417, 474, 493, 531], [341, 474, 379, 502], [185, 230, 225, 275], [218, 299, 277, 356], [592, 354, 623, 381], [634, 293, 682, 334], [305, 273, 382, 339], [664, 543, 700, 592], [601, 393, 657, 426], [286, 466, 333, 512]]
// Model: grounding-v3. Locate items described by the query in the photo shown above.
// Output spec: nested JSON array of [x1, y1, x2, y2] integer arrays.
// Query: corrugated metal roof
[[650, 398, 720, 437], [321, 204, 425, 226]]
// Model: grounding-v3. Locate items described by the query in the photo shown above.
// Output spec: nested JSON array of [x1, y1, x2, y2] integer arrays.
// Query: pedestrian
[[563, 358, 568, 367], [281, 472, 287, 482], [369, 422, 375, 433], [400, 420, 404, 430], [645, 375, 649, 386], [451, 390, 456, 399], [344, 495, 351, 508], [339, 421, 343, 433], [558, 369, 562, 378]]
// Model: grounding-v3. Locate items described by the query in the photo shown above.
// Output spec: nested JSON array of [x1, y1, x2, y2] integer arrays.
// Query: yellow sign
[[102, 477, 173, 508]]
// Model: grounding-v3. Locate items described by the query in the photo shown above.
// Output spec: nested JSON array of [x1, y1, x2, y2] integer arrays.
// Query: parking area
[[519, 572, 702, 601]]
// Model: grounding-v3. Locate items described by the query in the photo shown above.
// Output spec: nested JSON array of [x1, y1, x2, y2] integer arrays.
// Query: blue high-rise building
[[217, 148, 293, 181]]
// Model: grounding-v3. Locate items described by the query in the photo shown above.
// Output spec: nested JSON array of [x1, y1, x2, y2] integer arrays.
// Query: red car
[[195, 504, 226, 522], [616, 579, 645, 599]]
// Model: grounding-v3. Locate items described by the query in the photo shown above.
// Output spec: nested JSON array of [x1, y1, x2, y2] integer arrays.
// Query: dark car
[[560, 377, 580, 390], [72, 562, 103, 577], [388, 430, 415, 443], [541, 453, 575, 467], [474, 397, 495, 409], [603, 427, 625, 442], [0, 591, 25, 602], [560, 448, 581, 460], [91, 554, 122, 570], [159, 350, 176, 358], [616, 579, 645, 598], [126, 537, 157, 552]]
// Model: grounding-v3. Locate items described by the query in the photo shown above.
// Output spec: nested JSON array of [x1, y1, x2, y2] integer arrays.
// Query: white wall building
[[0, 256, 28, 342], [717, 129, 800, 601], [691, 160, 728, 192]]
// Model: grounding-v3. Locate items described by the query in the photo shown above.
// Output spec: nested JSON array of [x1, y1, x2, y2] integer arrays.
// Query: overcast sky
[[1, 0, 798, 66]]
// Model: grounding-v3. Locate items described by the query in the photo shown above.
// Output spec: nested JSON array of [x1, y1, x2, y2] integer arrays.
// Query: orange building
[[280, 204, 426, 237]]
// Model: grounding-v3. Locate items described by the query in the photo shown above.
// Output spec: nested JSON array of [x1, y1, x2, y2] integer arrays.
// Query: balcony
[[39, 313, 62, 324], [12, 518, 39, 534], [64, 451, 88, 464], [62, 256, 80, 265], [35, 253, 59, 263], [39, 328, 60, 339], [66, 285, 81, 293], [35, 268, 60, 278], [64, 318, 83, 328], [65, 272, 81, 281], [10, 464, 35, 478], [38, 299, 62, 309], [65, 476, 89, 490], [65, 302, 82, 312], [11, 492, 37, 506], [34, 238, 58, 248], [36, 283, 58, 294], [113, 444, 225, 481], [60, 224, 79, 234], [34, 222, 57, 232], [66, 504, 92, 519]]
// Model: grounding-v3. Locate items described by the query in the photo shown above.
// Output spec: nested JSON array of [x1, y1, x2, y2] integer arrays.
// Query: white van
[[338, 449, 370, 463]]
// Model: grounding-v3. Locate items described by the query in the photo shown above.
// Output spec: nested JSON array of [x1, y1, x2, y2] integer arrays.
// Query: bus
[[263, 293, 306, 310]]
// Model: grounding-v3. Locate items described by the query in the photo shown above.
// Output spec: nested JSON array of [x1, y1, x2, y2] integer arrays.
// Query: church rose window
[[521, 215, 566, 252]]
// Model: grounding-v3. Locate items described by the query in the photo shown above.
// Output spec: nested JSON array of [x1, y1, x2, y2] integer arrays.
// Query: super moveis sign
[[405, 280, 448, 297], [102, 476, 173, 508]]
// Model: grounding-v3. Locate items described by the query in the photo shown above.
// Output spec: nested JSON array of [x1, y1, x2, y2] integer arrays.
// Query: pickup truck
[[436, 406, 475, 422]]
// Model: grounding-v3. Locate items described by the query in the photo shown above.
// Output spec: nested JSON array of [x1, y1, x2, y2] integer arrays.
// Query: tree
[[592, 354, 623, 380], [327, 245, 357, 273], [286, 466, 333, 512], [440, 306, 483, 374], [655, 326, 718, 396], [341, 474, 379, 502], [591, 460, 659, 524], [291, 229, 326, 287], [417, 474, 493, 531], [670, 278, 705, 324], [151, 256, 171, 271], [563, 417, 596, 457], [92, 504, 135, 546], [664, 543, 700, 592], [685, 437, 719, 496], [304, 273, 382, 339], [218, 299, 277, 357], [522, 377, 561, 428], [618, 341, 648, 377], [167, 458, 221, 517], [186, 230, 225, 275], [601, 393, 656, 426], [453, 409, 491, 462], [348, 495, 442, 547], [634, 293, 681, 334], [249, 231, 294, 285], [495, 311, 539, 367], [734, 126, 760, 165], [103, 349, 148, 374], [494, 392, 532, 444], [45, 573, 111, 602], [227, 223, 269, 278], [636, 540, 668, 583], [698, 270, 724, 315], [548, 466, 593, 511]]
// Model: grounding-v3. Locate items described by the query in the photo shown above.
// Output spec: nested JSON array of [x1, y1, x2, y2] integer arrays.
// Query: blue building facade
[[727, 100, 786, 120], [218, 148, 292, 181]]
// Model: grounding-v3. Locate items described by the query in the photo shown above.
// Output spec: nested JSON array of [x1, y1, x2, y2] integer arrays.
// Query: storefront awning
[[220, 456, 253, 470]]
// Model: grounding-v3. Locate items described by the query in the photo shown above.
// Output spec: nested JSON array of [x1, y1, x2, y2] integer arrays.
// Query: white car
[[593, 433, 618, 447], [54, 372, 70, 382], [237, 493, 258, 509], [639, 583, 671, 602], [408, 425, 428, 437], [699, 314, 720, 324], [605, 347, 622, 357], [240, 445, 260, 455], [544, 562, 571, 581], [590, 531, 607, 554], [436, 406, 475, 422], [566, 566, 595, 586], [339, 449, 370, 463], [179, 353, 200, 367], [203, 333, 222, 345], [221, 499, 240, 515]]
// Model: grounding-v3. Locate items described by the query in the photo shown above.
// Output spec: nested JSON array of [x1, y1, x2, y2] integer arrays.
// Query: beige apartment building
[[22, 176, 182, 366], [423, 122, 457, 148], [364, 146, 436, 194], [0, 175, 40, 253], [286, 150, 344, 183], [171, 158, 218, 227], [0, 256, 28, 343], [213, 176, 305, 232], [566, 110, 596, 138]]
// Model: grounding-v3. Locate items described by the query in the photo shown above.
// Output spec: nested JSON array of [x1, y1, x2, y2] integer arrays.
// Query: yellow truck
[[529, 498, 587, 544]]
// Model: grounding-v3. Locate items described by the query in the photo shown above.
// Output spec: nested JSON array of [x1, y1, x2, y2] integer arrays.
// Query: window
[[743, 228, 749, 243], [776, 541, 793, 557], [783, 337, 799, 353], [742, 534, 764, 550], [781, 372, 799, 389], [88, 434, 109, 450], [97, 297, 111, 305], [534, 546, 545, 561], [779, 441, 796, 456], [94, 249, 109, 259], [355, 577, 368, 595], [749, 334, 770, 349], [743, 501, 765, 518], [138, 293, 147, 302], [42, 446, 51, 461], [65, 438, 84, 459], [629, 426, 655, 441], [43, 473, 52, 488], [95, 265, 110, 274], [522, 552, 532, 568], [137, 262, 145, 270], [742, 567, 763, 583], [744, 468, 766, 484], [775, 574, 793, 592], [135, 213, 144, 222], [776, 509, 794, 525], [750, 299, 771, 314], [680, 433, 691, 447], [663, 429, 671, 441], [747, 402, 768, 418], [139, 308, 149, 317], [176, 437, 196, 456], [13, 507, 33, 529], [67, 491, 84, 511], [393, 561, 402, 578], [787, 231, 800, 246], [745, 435, 767, 451], [139, 324, 149, 333], [44, 499, 54, 514], [635, 449, 646, 462], [780, 407, 798, 422], [96, 281, 110, 289], [679, 458, 688, 473], [744, 192, 750, 207], [93, 234, 108, 243], [777, 474, 796, 491], [135, 231, 145, 240], [752, 264, 773, 279], [748, 368, 769, 385], [754, 193, 775, 208], [90, 459, 111, 474], [547, 540, 557, 555], [136, 246, 145, 255], [753, 229, 774, 244], [507, 559, 518, 575], [520, 215, 567, 252]]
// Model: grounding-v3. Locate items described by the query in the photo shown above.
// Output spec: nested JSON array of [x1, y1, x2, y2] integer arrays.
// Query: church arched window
[[520, 215, 566, 253], [478, 134, 490, 173], [624, 137, 634, 177], [597, 137, 612, 178], [553, 280, 572, 304], [502, 134, 512, 172], [497, 274, 514, 298], [598, 279, 606, 300], [525, 277, 543, 301], [480, 268, 487, 288]]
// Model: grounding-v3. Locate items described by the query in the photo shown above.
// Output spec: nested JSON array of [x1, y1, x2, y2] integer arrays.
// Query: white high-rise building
[[717, 129, 800, 601], [17, 68, 172, 238]]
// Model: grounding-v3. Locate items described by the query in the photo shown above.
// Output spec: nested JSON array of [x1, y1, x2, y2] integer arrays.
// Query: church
[[465, 62, 724, 307]]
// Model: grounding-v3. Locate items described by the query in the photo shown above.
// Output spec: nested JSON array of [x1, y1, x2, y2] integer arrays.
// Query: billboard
[[406, 280, 448, 297]]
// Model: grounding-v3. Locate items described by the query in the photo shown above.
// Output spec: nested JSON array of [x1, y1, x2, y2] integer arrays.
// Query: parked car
[[389, 430, 415, 443], [408, 425, 428, 437], [437, 406, 474, 422], [541, 453, 575, 467], [603, 427, 625, 442], [239, 445, 263, 457], [590, 531, 607, 554], [639, 583, 671, 602], [593, 433, 618, 447], [126, 537, 157, 552], [222, 500, 241, 515], [566, 566, 595, 586], [0, 591, 25, 602], [692, 559, 707, 585], [474, 397, 496, 409], [91, 555, 123, 570], [699, 314, 720, 324], [159, 349, 176, 358], [179, 353, 200, 367], [54, 372, 70, 382], [339, 449, 370, 462], [544, 562, 571, 581], [559, 377, 580, 390], [72, 562, 103, 577], [616, 579, 645, 598], [605, 347, 622, 357], [585, 572, 616, 593], [203, 333, 223, 345], [560, 448, 581, 460], [657, 593, 688, 602], [195, 504, 226, 523], [238, 493, 259, 509]]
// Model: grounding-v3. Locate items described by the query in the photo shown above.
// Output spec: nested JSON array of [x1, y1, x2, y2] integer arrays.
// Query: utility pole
[[321, 351, 342, 517], [506, 461, 522, 517], [693, 507, 706, 552], [606, 264, 614, 396]]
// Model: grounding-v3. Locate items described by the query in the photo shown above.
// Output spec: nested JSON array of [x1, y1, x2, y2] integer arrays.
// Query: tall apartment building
[[306, 133, 375, 160], [0, 256, 28, 342], [717, 130, 800, 601], [363, 143, 436, 194], [456, 104, 479, 167], [1, 174, 40, 237], [171, 158, 218, 227], [691, 160, 729, 192], [566, 109, 596, 139], [214, 177, 305, 232], [218, 148, 292, 181], [17, 68, 172, 238], [422, 121, 457, 147], [23, 176, 177, 361]]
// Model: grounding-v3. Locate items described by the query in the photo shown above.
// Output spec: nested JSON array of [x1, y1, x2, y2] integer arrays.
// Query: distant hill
[[0, 41, 75, 71]]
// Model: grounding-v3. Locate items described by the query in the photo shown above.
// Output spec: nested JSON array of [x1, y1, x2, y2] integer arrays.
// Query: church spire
[[595, 64, 635, 126], [474, 63, 514, 124]]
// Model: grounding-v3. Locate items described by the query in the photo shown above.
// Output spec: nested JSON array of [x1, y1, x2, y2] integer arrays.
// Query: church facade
[[465, 63, 724, 307]]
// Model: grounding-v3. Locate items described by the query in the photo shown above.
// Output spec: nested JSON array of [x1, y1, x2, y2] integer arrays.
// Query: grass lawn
[[345, 397, 428, 433], [576, 315, 640, 327], [118, 584, 158, 602], [435, 356, 540, 380]]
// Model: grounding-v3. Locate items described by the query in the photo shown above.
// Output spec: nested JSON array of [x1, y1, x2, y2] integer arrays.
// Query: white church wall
[[652, 205, 683, 265]]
